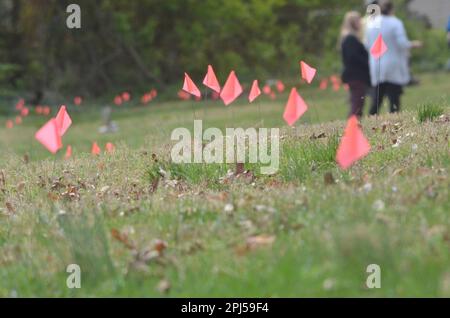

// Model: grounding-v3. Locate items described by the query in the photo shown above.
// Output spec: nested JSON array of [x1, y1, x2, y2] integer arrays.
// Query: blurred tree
[[0, 0, 440, 99]]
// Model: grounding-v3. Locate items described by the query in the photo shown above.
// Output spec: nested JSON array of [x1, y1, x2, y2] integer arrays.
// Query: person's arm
[[395, 19, 422, 49], [447, 17, 450, 42], [394, 20, 412, 49]]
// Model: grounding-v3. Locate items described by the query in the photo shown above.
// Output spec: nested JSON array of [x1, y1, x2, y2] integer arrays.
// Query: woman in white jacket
[[365, 0, 422, 115]]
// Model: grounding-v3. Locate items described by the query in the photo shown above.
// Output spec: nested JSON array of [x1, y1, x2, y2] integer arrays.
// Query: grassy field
[[0, 73, 449, 297]]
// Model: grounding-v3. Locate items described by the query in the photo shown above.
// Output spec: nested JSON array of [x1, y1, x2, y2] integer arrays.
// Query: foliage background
[[0, 0, 447, 100]]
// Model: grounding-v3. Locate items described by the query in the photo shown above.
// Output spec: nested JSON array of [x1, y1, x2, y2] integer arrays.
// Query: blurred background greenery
[[0, 0, 448, 102]]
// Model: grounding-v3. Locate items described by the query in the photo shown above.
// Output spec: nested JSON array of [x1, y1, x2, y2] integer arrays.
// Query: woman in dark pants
[[340, 11, 371, 118]]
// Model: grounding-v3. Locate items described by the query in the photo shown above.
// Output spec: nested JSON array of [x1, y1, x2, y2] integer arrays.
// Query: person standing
[[366, 0, 422, 115], [340, 12, 371, 118], [446, 16, 450, 71], [447, 16, 450, 47]]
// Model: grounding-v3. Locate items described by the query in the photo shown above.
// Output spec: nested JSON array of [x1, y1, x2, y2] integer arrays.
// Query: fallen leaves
[[235, 234, 276, 255], [219, 167, 255, 185], [254, 205, 276, 214], [223, 203, 234, 214], [372, 199, 385, 211], [246, 235, 276, 248], [16, 182, 26, 192], [110, 227, 170, 274], [129, 239, 169, 273], [323, 172, 335, 185], [310, 132, 326, 140], [0, 170, 6, 189], [111, 228, 135, 250], [5, 202, 15, 214], [156, 279, 171, 294]]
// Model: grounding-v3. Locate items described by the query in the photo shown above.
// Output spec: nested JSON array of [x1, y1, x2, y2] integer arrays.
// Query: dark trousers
[[369, 82, 403, 115], [348, 81, 367, 117]]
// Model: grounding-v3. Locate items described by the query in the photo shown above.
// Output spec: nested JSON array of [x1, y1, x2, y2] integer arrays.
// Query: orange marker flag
[[276, 80, 285, 93], [248, 80, 261, 103], [220, 71, 243, 106], [15, 116, 22, 125], [300, 61, 317, 84], [35, 118, 62, 154], [6, 120, 14, 129], [55, 105, 72, 136], [203, 65, 221, 93], [336, 115, 371, 170], [319, 79, 328, 90], [64, 145, 72, 159], [283, 88, 308, 126], [105, 142, 115, 153], [91, 142, 101, 155], [183, 73, 201, 98], [370, 34, 388, 59]]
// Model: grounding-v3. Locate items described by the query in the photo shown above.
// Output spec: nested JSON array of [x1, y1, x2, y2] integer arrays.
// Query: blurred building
[[407, 0, 450, 29]]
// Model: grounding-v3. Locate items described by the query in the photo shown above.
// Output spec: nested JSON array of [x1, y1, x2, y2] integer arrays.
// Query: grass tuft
[[280, 133, 339, 181], [417, 103, 444, 123]]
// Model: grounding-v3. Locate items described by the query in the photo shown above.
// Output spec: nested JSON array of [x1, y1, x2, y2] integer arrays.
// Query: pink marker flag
[[65, 145, 72, 159], [105, 142, 115, 153], [43, 106, 51, 116], [220, 71, 243, 106], [122, 92, 131, 102], [91, 142, 101, 155], [35, 118, 62, 154], [15, 99, 25, 111], [276, 80, 285, 93], [300, 61, 317, 84], [21, 107, 29, 117], [202, 65, 221, 93], [74, 96, 82, 105], [263, 85, 271, 95], [283, 88, 308, 126], [6, 120, 14, 129], [114, 95, 123, 106], [336, 115, 371, 169], [183, 73, 201, 98], [319, 79, 328, 90], [55, 105, 72, 136], [370, 34, 388, 59], [248, 80, 261, 103]]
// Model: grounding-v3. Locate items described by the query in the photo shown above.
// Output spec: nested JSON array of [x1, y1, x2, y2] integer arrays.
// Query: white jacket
[[366, 15, 412, 86]]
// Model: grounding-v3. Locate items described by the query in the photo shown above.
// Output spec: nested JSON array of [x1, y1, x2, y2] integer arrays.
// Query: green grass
[[417, 102, 444, 123], [0, 73, 449, 297]]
